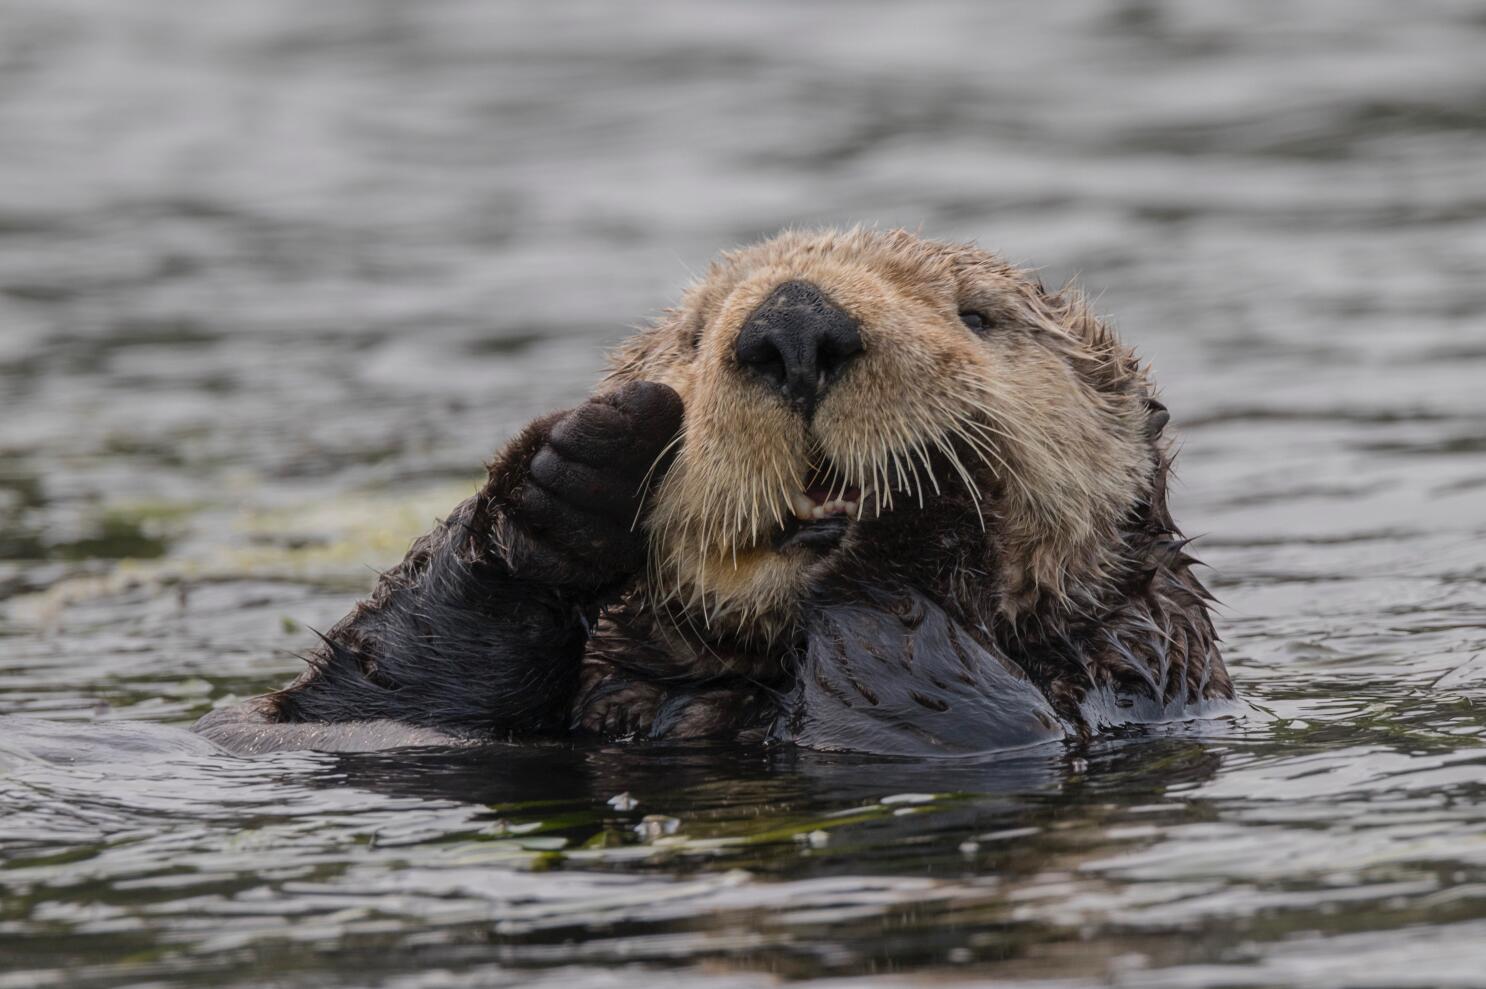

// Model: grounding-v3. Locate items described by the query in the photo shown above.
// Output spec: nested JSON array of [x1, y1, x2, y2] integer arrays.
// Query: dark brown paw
[[577, 681, 665, 737], [506, 381, 683, 588]]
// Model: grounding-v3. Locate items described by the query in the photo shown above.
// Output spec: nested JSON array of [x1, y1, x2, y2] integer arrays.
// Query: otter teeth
[[790, 490, 817, 520], [812, 499, 858, 520], [790, 489, 870, 521]]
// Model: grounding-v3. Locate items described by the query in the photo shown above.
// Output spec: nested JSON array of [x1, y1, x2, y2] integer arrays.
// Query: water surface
[[3, 1, 1485, 986]]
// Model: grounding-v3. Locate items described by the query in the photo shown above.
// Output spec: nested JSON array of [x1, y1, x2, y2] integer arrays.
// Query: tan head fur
[[606, 228, 1162, 648]]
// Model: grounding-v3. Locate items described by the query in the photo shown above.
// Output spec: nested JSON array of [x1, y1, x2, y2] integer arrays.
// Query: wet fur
[[200, 417, 592, 746], [195, 228, 1235, 755]]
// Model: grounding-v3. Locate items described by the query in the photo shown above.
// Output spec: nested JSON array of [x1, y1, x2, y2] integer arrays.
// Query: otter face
[[607, 229, 1162, 647]]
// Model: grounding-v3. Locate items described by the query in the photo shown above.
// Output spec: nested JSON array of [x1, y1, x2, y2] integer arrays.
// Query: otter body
[[196, 230, 1235, 756]]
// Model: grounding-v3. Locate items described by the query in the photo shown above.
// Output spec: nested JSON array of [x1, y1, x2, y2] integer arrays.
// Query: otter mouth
[[788, 480, 864, 522], [773, 463, 872, 552]]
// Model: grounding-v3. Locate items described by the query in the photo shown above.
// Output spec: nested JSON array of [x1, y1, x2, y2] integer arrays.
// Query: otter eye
[[959, 311, 988, 333]]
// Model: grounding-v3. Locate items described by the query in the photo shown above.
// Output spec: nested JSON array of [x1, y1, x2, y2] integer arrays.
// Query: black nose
[[734, 280, 863, 416]]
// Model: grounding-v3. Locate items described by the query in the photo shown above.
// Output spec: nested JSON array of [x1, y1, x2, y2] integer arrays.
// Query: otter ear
[[1145, 398, 1171, 438]]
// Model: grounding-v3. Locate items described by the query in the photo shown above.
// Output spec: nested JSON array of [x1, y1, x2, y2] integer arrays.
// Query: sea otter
[[196, 229, 1236, 755]]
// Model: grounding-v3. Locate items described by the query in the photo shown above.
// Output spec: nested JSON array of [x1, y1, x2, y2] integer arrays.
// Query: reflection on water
[[2, 0, 1485, 986]]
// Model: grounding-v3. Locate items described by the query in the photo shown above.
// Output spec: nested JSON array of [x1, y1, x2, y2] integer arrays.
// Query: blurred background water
[[2, 1, 1485, 986]]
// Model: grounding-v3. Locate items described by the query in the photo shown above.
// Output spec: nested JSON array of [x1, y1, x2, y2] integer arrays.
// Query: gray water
[[2, 1, 1485, 986]]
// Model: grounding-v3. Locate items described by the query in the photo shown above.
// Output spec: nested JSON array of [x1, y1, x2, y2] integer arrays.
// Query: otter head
[[607, 228, 1166, 651]]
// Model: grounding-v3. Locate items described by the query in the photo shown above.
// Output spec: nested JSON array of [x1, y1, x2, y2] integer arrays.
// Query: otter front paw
[[500, 381, 683, 589]]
